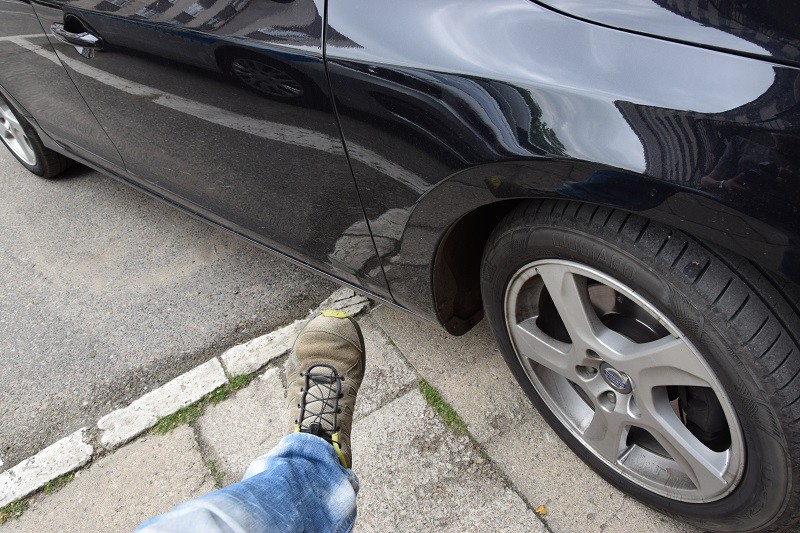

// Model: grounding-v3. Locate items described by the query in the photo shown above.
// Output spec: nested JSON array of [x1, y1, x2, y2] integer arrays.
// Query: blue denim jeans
[[137, 433, 359, 532]]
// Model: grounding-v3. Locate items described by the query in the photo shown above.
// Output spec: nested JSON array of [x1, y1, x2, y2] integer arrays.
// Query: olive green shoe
[[286, 310, 365, 469]]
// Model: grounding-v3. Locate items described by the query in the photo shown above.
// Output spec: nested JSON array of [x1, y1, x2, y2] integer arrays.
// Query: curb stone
[[0, 429, 92, 508], [97, 359, 228, 450], [220, 320, 305, 377]]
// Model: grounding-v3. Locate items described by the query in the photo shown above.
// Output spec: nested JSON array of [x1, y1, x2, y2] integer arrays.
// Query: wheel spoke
[[536, 264, 601, 348], [0, 103, 15, 125], [6, 114, 22, 134], [0, 102, 36, 165], [608, 335, 715, 389], [8, 121, 26, 144], [509, 316, 573, 375], [1, 104, 22, 132], [581, 409, 629, 463], [647, 410, 729, 494]]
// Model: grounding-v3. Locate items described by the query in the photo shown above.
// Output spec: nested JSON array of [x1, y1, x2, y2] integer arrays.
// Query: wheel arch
[[421, 161, 799, 335], [0, 83, 63, 154]]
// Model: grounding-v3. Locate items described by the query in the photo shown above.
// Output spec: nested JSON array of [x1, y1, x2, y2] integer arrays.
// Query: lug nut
[[606, 391, 617, 404]]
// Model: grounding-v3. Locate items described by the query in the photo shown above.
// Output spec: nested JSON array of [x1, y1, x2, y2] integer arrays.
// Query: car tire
[[0, 95, 70, 179], [480, 199, 800, 532]]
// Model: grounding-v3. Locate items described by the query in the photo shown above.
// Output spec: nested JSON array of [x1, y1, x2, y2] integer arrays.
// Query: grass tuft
[[152, 372, 258, 434], [42, 472, 74, 495], [228, 373, 255, 392], [207, 460, 225, 489], [0, 500, 29, 525], [152, 403, 205, 434], [418, 379, 471, 437]]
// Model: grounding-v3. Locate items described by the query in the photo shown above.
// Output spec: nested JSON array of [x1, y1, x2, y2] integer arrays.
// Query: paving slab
[[370, 304, 531, 442], [353, 315, 417, 418], [486, 419, 697, 532], [196, 368, 287, 487], [5, 426, 213, 532], [370, 304, 697, 532], [352, 390, 544, 532]]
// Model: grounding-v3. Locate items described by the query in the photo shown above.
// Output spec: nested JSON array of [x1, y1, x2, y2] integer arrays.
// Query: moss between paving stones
[[152, 373, 256, 435], [0, 472, 75, 525], [41, 472, 75, 495], [206, 460, 225, 489], [0, 499, 29, 525], [418, 379, 472, 438]]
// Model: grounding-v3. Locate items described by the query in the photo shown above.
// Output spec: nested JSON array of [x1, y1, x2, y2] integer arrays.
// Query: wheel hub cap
[[600, 363, 633, 394]]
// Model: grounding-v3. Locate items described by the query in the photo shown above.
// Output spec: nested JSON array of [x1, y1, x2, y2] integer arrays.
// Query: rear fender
[[395, 160, 798, 332]]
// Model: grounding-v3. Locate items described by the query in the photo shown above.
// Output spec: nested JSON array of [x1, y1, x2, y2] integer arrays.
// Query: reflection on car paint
[[537, 0, 800, 66], [3, 0, 798, 326], [324, 0, 800, 319], [28, 0, 391, 294]]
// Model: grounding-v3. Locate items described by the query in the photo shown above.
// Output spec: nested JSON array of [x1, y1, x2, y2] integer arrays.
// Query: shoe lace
[[298, 363, 343, 441]]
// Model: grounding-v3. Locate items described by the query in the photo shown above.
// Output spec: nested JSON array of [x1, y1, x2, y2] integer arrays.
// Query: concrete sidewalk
[[1, 302, 697, 532]]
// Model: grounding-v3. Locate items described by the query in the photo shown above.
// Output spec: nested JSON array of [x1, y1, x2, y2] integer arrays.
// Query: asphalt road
[[0, 148, 335, 470]]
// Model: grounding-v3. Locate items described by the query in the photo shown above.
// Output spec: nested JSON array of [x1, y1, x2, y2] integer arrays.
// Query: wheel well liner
[[432, 199, 526, 335]]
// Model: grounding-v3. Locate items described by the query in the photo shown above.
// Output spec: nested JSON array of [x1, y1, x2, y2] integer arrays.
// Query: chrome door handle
[[51, 15, 102, 59]]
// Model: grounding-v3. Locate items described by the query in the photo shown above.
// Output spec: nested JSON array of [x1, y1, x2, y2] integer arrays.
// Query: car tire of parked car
[[481, 199, 800, 532], [0, 95, 71, 179]]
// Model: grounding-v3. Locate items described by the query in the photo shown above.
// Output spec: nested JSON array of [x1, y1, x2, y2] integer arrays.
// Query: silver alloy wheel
[[504, 259, 745, 502], [0, 101, 36, 166]]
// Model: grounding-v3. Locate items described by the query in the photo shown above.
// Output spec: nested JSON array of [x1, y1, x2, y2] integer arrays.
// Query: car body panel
[[29, 0, 390, 294], [536, 0, 800, 67], [0, 0, 122, 165], [326, 0, 800, 322]]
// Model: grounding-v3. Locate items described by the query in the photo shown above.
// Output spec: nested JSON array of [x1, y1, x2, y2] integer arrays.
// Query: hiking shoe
[[286, 310, 365, 468]]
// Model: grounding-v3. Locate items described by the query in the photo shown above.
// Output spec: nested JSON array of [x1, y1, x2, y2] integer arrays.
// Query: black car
[[2, 0, 799, 530]]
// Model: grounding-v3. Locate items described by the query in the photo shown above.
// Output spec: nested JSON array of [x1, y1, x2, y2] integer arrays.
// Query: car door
[[0, 0, 122, 167], [30, 0, 389, 294]]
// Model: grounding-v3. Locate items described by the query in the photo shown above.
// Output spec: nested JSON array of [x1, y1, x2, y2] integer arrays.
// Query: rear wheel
[[481, 199, 800, 532], [0, 95, 70, 178]]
